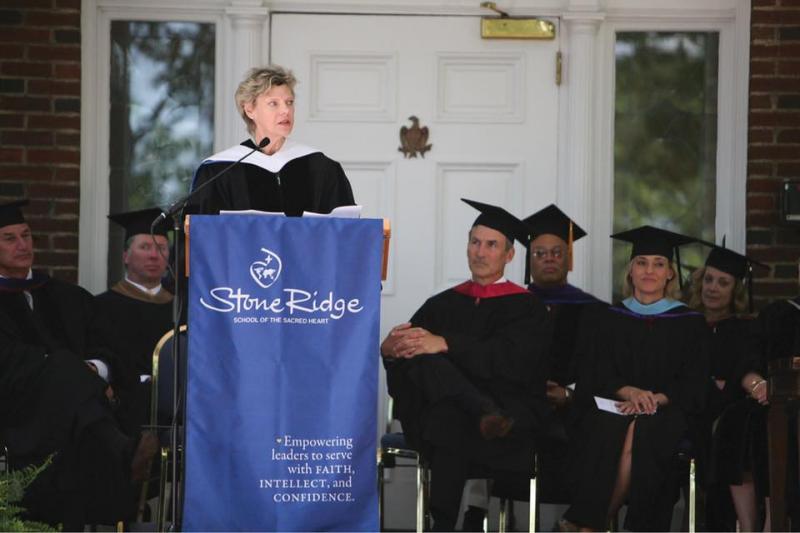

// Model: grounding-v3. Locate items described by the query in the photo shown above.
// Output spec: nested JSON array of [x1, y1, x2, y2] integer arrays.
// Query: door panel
[[272, 13, 560, 336]]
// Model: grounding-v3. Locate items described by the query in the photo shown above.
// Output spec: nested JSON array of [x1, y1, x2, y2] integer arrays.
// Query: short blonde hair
[[621, 257, 682, 301], [235, 65, 297, 135], [687, 266, 748, 315]]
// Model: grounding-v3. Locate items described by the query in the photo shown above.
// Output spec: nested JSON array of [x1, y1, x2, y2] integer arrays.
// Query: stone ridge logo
[[250, 248, 282, 289], [198, 245, 364, 321]]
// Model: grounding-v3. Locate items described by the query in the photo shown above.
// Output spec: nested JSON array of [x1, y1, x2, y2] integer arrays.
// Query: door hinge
[[556, 50, 562, 86]]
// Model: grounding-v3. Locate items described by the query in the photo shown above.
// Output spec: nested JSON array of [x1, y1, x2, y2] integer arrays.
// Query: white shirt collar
[[0, 268, 33, 280], [125, 275, 162, 296]]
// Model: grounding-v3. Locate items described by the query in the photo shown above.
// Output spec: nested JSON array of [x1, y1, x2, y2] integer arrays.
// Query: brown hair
[[687, 266, 748, 315]]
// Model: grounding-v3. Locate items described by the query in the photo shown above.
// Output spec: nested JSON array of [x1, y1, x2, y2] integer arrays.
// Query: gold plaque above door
[[480, 2, 555, 40]]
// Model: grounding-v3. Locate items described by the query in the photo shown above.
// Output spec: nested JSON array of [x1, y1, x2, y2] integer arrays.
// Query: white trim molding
[[558, 7, 604, 290], [589, 1, 751, 300]]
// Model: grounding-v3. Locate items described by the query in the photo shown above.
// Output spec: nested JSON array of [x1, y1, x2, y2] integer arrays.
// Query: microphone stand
[[157, 137, 270, 222], [151, 137, 269, 530], [168, 211, 183, 532]]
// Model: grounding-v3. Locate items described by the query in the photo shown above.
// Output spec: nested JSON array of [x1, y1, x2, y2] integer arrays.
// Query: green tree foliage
[[109, 20, 215, 212], [612, 32, 719, 299], [0, 457, 58, 532], [107, 21, 216, 283]]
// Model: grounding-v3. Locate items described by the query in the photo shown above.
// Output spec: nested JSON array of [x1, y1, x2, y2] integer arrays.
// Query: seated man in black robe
[[462, 206, 607, 529], [0, 200, 153, 529], [381, 198, 550, 531], [522, 205, 607, 502], [96, 208, 174, 437]]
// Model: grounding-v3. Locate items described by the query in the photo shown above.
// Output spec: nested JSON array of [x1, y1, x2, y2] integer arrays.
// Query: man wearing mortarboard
[[380, 198, 550, 531], [95, 208, 174, 437], [0, 200, 154, 529], [518, 205, 608, 509]]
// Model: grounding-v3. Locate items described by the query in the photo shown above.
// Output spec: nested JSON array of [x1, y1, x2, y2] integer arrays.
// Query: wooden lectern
[[768, 356, 800, 531]]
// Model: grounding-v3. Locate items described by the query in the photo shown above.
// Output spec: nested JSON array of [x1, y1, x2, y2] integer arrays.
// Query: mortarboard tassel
[[675, 246, 683, 290], [524, 246, 531, 286], [568, 221, 574, 272], [747, 265, 754, 314]]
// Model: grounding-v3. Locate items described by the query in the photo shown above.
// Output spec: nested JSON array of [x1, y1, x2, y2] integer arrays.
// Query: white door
[[271, 12, 559, 527], [272, 13, 560, 332]]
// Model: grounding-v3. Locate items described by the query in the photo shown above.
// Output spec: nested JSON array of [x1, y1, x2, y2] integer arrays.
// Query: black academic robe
[[95, 281, 174, 436], [528, 283, 607, 388], [0, 274, 133, 527], [564, 303, 709, 531], [189, 138, 355, 216], [384, 281, 550, 470], [527, 283, 607, 503], [384, 280, 550, 529], [95, 283, 173, 377], [703, 317, 765, 482], [704, 317, 760, 421], [695, 317, 769, 531], [0, 276, 131, 425]]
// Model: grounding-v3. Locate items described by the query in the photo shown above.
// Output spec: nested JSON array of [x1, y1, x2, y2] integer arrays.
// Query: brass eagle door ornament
[[398, 116, 432, 158]]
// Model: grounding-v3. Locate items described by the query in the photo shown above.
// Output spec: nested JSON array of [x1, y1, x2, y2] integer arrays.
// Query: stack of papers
[[594, 396, 627, 415], [220, 205, 362, 218]]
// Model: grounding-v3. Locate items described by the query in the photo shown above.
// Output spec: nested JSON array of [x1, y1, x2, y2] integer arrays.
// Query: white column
[[219, 1, 270, 149], [558, 8, 603, 292]]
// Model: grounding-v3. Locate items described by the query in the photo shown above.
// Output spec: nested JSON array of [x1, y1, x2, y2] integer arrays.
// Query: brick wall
[[748, 0, 800, 308], [0, 0, 81, 283]]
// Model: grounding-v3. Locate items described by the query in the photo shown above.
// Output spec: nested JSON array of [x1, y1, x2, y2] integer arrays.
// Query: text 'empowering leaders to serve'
[[184, 215, 382, 532]]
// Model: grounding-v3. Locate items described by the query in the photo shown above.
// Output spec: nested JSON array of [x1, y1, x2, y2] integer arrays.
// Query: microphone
[[152, 137, 270, 229]]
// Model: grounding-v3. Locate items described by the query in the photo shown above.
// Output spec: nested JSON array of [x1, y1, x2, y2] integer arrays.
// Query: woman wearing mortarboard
[[188, 65, 355, 216], [686, 245, 770, 531], [559, 226, 709, 531]]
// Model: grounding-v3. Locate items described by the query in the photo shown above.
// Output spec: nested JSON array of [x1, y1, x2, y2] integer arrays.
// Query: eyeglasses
[[531, 247, 564, 260]]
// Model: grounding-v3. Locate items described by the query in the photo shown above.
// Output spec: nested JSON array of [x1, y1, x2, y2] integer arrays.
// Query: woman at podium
[[189, 65, 355, 216]]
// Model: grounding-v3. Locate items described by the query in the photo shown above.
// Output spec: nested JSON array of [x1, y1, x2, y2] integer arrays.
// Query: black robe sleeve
[[661, 313, 709, 414], [411, 292, 549, 387], [318, 159, 355, 213], [591, 307, 709, 415], [0, 295, 49, 417]]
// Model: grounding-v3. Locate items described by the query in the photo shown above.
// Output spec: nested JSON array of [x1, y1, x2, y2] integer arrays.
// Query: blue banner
[[184, 215, 382, 531]]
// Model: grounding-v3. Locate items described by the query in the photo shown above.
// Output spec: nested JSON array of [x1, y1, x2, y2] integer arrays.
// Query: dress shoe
[[479, 412, 514, 440]]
